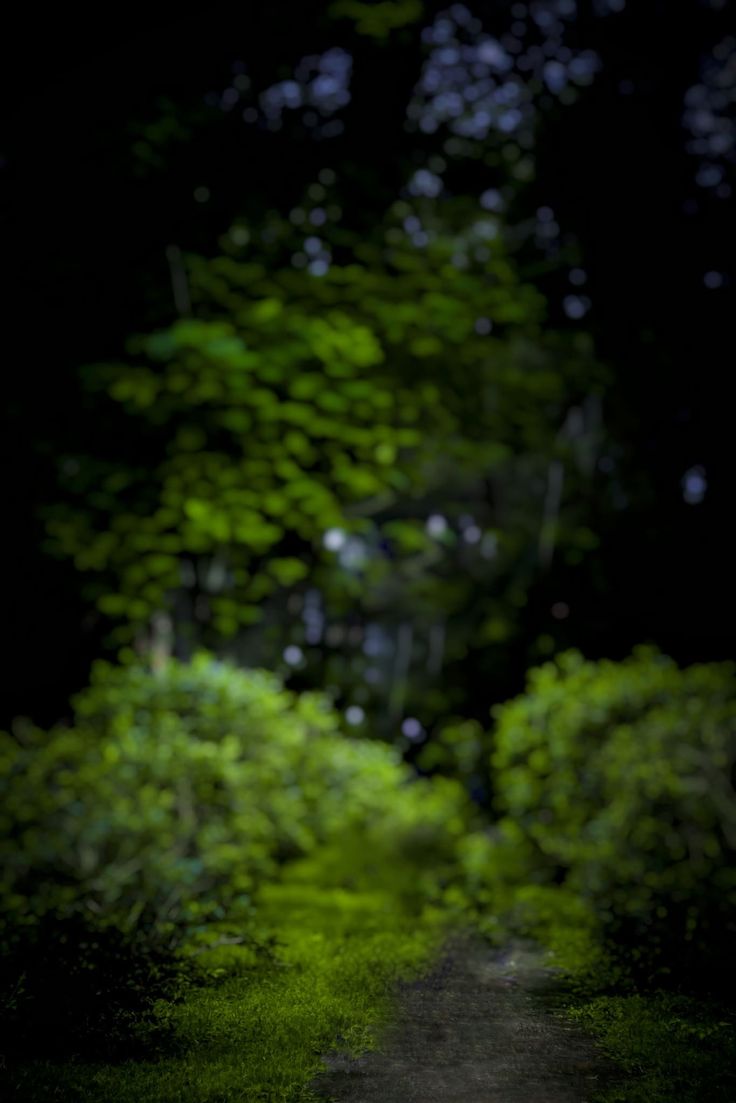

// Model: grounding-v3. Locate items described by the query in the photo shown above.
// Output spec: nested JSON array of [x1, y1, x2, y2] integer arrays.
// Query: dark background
[[2, 1, 733, 728]]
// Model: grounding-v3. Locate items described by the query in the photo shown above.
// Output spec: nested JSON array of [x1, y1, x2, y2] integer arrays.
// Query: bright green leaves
[[304, 312, 384, 371], [382, 520, 430, 554], [47, 228, 608, 682], [491, 650, 736, 977], [268, 558, 310, 587], [108, 368, 160, 408], [0, 655, 471, 962], [328, 0, 423, 39], [289, 373, 323, 400], [183, 498, 211, 524], [247, 297, 283, 324], [50, 264, 451, 646], [374, 442, 396, 465], [97, 593, 130, 617]]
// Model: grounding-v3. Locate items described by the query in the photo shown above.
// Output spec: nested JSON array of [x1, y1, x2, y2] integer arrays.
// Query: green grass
[[568, 993, 736, 1103], [6, 879, 446, 1103], [545, 905, 736, 1103], [534, 898, 736, 1103], [8, 871, 734, 1103], [470, 882, 736, 1103]]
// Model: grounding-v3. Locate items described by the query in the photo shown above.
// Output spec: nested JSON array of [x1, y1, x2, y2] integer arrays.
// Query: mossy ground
[[567, 993, 736, 1103], [480, 884, 736, 1103], [5, 877, 446, 1103], [5, 876, 733, 1103]]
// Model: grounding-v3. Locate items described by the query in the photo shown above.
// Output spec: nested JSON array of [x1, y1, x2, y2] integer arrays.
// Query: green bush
[[0, 908, 187, 1056], [490, 648, 736, 982], [0, 654, 469, 1049]]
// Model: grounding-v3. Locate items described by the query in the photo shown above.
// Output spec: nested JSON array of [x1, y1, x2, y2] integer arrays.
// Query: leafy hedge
[[0, 655, 468, 1050], [490, 648, 736, 983]]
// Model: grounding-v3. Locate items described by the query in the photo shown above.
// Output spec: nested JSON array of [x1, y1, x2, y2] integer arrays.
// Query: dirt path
[[311, 934, 620, 1103]]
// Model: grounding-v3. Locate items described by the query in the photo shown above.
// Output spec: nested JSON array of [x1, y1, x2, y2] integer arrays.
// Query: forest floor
[[8, 896, 734, 1102], [311, 932, 621, 1103]]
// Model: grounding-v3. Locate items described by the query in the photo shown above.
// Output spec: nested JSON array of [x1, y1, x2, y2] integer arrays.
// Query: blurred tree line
[[2, 0, 734, 736]]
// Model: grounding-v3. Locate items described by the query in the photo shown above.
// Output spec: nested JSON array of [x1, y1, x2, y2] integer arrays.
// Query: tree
[[5, 0, 732, 726], [44, 206, 607, 743]]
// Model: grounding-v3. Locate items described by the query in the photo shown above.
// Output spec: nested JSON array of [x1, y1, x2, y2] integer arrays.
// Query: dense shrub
[[0, 908, 186, 1056], [490, 648, 736, 983], [0, 654, 469, 1050]]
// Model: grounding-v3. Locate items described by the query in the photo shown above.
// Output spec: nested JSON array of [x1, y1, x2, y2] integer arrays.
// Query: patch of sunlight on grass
[[8, 880, 447, 1103]]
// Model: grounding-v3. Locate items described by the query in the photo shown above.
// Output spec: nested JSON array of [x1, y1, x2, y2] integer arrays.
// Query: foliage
[[7, 0, 734, 749], [45, 294, 420, 646], [0, 655, 469, 1050], [44, 225, 607, 742], [328, 0, 424, 39], [43, 229, 554, 643], [568, 993, 736, 1103], [0, 908, 187, 1057], [490, 648, 736, 981], [416, 717, 489, 793]]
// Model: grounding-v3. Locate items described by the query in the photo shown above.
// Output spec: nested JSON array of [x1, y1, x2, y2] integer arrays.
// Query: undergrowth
[[568, 993, 736, 1103], [473, 881, 736, 1103], [5, 876, 446, 1103]]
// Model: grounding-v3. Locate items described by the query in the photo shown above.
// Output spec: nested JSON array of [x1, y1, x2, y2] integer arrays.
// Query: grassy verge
[[6, 877, 446, 1103], [481, 884, 736, 1103], [567, 992, 736, 1103]]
